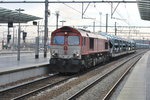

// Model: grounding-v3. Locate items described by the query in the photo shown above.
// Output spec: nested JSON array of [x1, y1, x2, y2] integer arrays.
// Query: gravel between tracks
[[29, 53, 137, 100], [77, 56, 139, 100], [0, 74, 69, 100]]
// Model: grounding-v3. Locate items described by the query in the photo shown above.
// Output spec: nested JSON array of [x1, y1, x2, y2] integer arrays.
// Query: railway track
[[0, 73, 76, 100], [0, 50, 146, 100], [66, 52, 144, 100], [102, 56, 141, 100]]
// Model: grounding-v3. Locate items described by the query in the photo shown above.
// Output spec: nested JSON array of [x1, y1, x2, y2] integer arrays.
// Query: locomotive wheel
[[102, 55, 106, 64], [93, 58, 96, 66], [95, 58, 98, 65], [82, 60, 88, 69]]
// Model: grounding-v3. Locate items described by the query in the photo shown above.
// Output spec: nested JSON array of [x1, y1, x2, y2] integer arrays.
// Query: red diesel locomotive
[[49, 26, 110, 72]]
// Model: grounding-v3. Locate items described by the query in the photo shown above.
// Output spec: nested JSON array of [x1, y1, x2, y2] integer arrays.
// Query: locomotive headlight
[[73, 53, 80, 57], [76, 53, 80, 57], [52, 53, 55, 56], [52, 53, 58, 57], [52, 50, 58, 57]]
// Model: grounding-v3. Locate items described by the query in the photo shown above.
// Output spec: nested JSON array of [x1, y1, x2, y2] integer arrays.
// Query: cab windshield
[[52, 35, 79, 45], [68, 36, 79, 45], [52, 36, 64, 45]]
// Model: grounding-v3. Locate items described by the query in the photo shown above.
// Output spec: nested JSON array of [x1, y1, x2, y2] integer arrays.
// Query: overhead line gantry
[[0, 1, 137, 3]]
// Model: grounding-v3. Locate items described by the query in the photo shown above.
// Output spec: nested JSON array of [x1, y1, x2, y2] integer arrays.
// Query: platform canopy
[[0, 7, 42, 23], [137, 0, 150, 21]]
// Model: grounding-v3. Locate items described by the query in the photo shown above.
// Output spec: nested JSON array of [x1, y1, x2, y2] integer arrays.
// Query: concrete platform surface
[[0, 52, 50, 73], [117, 50, 150, 100]]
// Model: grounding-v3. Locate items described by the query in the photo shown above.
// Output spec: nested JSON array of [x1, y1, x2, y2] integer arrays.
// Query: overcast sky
[[0, 0, 150, 32]]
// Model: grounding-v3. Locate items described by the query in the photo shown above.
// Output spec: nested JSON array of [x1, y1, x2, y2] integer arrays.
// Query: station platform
[[0, 51, 50, 74], [117, 50, 150, 100]]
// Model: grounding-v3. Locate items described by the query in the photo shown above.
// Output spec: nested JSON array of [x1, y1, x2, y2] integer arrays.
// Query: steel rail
[[0, 73, 58, 93], [11, 74, 78, 100], [3, 51, 145, 100], [66, 52, 144, 100], [102, 56, 142, 100], [0, 0, 137, 3]]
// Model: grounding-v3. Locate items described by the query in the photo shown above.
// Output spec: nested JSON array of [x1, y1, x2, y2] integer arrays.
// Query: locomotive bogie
[[50, 58, 83, 72]]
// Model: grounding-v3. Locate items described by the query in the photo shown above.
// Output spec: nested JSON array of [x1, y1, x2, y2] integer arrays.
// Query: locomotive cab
[[51, 28, 81, 59], [50, 26, 82, 72]]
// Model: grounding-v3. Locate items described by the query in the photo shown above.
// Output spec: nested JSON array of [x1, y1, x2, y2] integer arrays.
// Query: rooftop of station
[[137, 0, 150, 21], [0, 7, 42, 23]]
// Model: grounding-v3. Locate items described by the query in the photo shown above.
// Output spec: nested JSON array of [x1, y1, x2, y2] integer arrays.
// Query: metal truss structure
[[0, 1, 137, 3], [1, 0, 148, 58], [0, 0, 138, 19]]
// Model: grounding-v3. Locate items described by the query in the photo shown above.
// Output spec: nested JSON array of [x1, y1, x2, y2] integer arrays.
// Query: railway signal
[[22, 32, 27, 41]]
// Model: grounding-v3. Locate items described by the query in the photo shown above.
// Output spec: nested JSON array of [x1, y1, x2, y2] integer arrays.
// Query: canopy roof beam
[[0, 7, 41, 23], [137, 0, 150, 21]]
